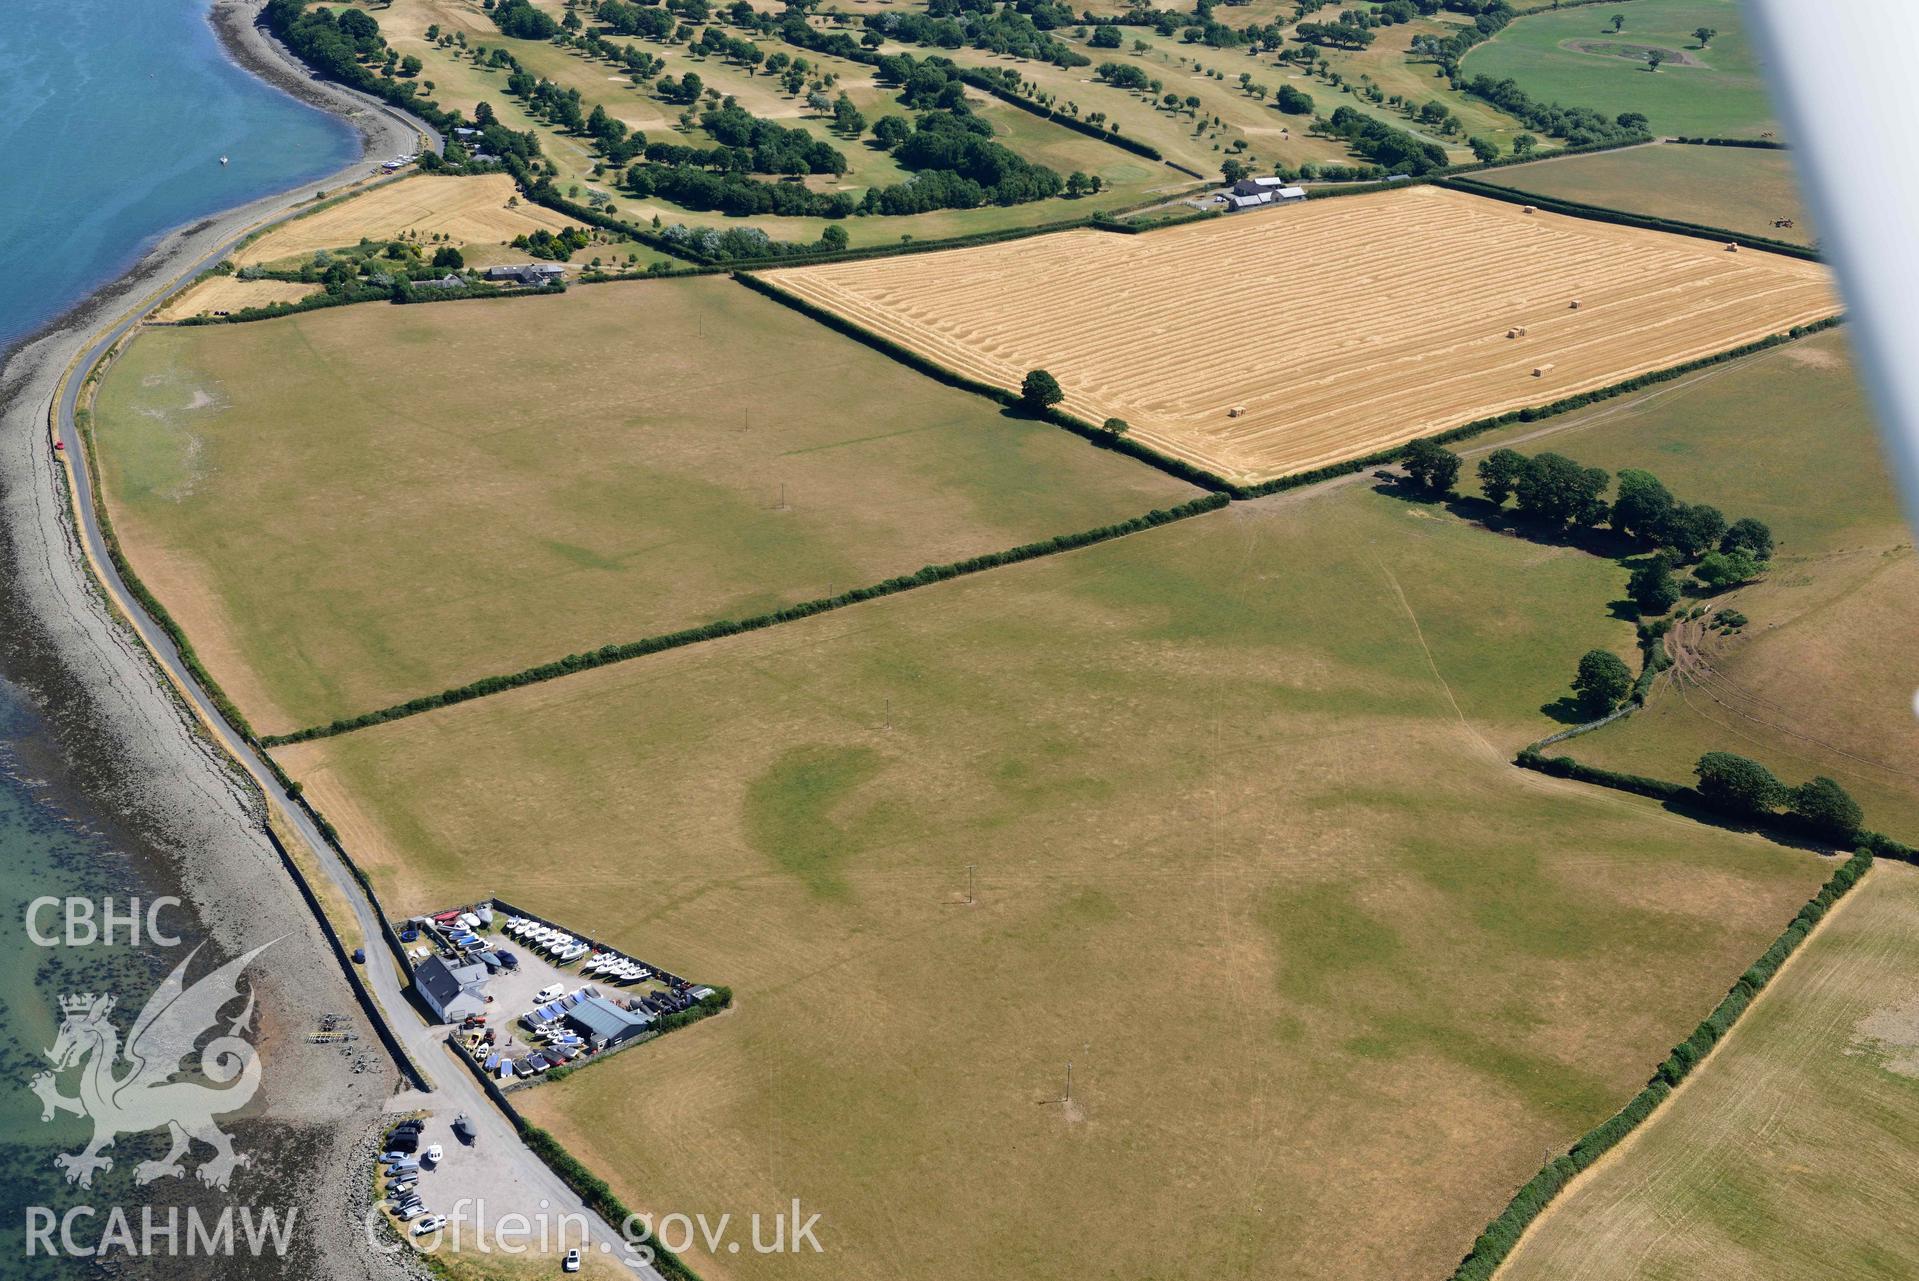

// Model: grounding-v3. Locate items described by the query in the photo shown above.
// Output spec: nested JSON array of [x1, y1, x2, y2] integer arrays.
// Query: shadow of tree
[[1538, 695, 1594, 726]]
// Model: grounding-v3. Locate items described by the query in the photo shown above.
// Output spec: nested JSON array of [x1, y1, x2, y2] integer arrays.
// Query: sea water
[[0, 0, 358, 352]]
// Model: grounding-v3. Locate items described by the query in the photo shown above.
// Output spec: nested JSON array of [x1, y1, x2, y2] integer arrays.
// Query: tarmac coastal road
[[43, 93, 668, 1281]]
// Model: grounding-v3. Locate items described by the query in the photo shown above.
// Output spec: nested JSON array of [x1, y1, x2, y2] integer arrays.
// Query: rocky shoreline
[[0, 4, 431, 1277]]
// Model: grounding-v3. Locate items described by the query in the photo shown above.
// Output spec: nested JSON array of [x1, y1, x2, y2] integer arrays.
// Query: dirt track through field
[[764, 186, 1838, 483]]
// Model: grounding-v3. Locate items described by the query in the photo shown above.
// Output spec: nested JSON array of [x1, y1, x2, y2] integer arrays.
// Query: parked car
[[534, 984, 564, 1003], [396, 1205, 428, 1222], [564, 1248, 582, 1272], [413, 1216, 447, 1236]]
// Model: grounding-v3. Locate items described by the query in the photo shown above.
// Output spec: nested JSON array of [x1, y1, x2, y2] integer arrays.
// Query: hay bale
[[1569, 299, 1581, 310], [1521, 205, 1535, 215], [1507, 328, 1519, 339], [1228, 405, 1246, 418], [1725, 242, 1739, 252], [1532, 363, 1555, 377]]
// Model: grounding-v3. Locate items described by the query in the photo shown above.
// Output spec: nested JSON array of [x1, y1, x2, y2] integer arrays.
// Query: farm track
[[765, 186, 1838, 483]]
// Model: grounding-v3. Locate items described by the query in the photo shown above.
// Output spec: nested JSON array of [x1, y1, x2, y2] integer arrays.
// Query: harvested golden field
[[234, 174, 574, 265], [762, 186, 1839, 484], [1502, 861, 1919, 1281], [155, 276, 320, 321]]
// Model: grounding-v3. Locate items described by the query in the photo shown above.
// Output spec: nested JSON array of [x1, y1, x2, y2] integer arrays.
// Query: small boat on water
[[219, 156, 229, 166]]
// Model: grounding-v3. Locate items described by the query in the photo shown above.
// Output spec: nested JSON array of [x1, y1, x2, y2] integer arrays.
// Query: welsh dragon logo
[[31, 941, 273, 1190]]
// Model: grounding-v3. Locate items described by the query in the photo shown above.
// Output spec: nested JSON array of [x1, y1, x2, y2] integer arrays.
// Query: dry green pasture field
[[1503, 860, 1919, 1281], [1476, 142, 1816, 246], [1463, 330, 1919, 843], [89, 276, 1196, 735], [276, 481, 1825, 1281]]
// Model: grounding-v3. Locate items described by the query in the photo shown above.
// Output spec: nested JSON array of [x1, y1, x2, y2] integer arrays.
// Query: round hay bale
[[1725, 242, 1739, 252]]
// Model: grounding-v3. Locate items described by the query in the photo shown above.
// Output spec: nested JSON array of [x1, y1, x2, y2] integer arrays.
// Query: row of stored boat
[[500, 915, 653, 984]]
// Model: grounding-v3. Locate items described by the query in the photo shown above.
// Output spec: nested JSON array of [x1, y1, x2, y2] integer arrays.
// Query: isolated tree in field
[[1515, 452, 1610, 529], [1695, 752, 1787, 818], [1664, 503, 1727, 560], [1610, 469, 1676, 544], [1572, 649, 1634, 716], [432, 245, 465, 269], [1021, 369, 1065, 412], [1627, 554, 1682, 614], [1789, 776, 1863, 842], [832, 93, 865, 136], [1102, 417, 1130, 436], [1693, 547, 1766, 591], [1066, 171, 1093, 196], [1610, 13, 1625, 32], [1468, 135, 1499, 163], [1720, 516, 1774, 561], [1693, 26, 1717, 47], [1512, 132, 1538, 155], [817, 224, 848, 251], [1400, 438, 1461, 495], [1221, 158, 1247, 183], [1646, 49, 1665, 72]]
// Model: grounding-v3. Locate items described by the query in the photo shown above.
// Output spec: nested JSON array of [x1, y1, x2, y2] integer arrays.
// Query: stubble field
[[89, 276, 1196, 735], [275, 480, 1825, 1281], [233, 173, 576, 265], [761, 185, 1838, 484], [155, 275, 322, 321], [1502, 860, 1919, 1281]]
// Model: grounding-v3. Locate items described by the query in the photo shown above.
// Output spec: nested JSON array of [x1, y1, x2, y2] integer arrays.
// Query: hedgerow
[[262, 493, 1229, 745], [1448, 850, 1872, 1280]]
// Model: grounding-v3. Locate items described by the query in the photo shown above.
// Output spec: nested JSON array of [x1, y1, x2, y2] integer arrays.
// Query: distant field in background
[[1465, 329, 1919, 844], [1477, 142, 1815, 245], [766, 186, 1838, 484], [90, 276, 1195, 734], [233, 173, 574, 265], [277, 480, 1825, 1281], [336, 0, 1182, 246], [1463, 0, 1774, 139], [1503, 860, 1919, 1281]]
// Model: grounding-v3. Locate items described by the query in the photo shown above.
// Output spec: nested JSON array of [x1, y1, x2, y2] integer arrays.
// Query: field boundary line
[[1480, 858, 1874, 1279], [732, 269, 1240, 491], [260, 493, 1231, 746], [1449, 849, 1875, 1281]]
